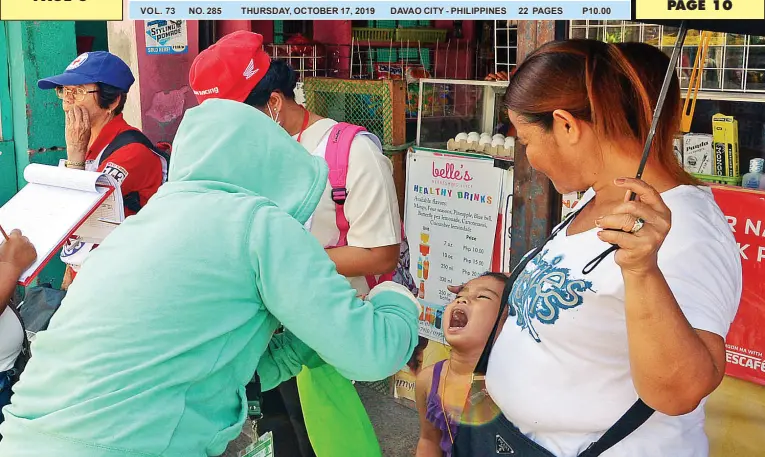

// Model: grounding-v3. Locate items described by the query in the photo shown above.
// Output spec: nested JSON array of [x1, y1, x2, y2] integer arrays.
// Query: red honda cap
[[189, 31, 271, 104]]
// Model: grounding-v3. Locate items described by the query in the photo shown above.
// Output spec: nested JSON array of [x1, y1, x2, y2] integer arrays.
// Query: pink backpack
[[324, 123, 418, 294]]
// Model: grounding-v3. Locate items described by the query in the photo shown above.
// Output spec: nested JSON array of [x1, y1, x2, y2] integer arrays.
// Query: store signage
[[404, 149, 503, 343], [712, 186, 765, 386], [145, 20, 188, 55]]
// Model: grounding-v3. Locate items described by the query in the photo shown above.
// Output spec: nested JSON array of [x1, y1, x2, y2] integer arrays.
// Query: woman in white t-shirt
[[484, 40, 742, 456], [0, 230, 37, 428]]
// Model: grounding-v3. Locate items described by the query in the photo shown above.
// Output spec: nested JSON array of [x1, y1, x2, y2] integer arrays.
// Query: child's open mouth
[[449, 307, 469, 332]]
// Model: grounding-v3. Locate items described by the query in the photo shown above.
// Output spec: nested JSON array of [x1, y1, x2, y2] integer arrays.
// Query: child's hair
[[407, 336, 429, 372], [479, 272, 509, 283], [479, 272, 512, 319]]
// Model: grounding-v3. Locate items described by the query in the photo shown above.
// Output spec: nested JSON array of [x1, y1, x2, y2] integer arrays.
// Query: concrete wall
[[108, 12, 199, 143], [707, 376, 765, 457]]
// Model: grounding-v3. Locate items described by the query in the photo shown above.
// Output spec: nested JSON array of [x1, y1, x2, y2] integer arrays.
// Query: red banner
[[711, 186, 765, 386]]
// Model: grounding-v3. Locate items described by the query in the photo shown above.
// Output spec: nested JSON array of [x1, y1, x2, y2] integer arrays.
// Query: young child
[[415, 273, 508, 457]]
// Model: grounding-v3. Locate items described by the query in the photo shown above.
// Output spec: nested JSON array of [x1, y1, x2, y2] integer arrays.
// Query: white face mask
[[267, 104, 280, 126]]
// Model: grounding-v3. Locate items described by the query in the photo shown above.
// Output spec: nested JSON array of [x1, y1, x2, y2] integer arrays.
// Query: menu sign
[[404, 149, 503, 342]]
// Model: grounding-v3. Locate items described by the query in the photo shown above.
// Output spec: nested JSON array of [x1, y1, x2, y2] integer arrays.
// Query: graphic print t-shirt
[[485, 186, 742, 457]]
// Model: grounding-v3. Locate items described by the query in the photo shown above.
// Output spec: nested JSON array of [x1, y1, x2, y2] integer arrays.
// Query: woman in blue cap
[[37, 51, 169, 289]]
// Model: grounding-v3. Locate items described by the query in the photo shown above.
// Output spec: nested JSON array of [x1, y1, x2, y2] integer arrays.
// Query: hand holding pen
[[0, 225, 38, 275]]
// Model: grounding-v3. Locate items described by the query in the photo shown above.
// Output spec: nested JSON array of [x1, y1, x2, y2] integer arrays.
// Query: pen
[[0, 225, 8, 241]]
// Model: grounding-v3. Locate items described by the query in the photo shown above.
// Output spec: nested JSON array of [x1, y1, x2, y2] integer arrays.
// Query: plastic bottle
[[742, 158, 764, 189]]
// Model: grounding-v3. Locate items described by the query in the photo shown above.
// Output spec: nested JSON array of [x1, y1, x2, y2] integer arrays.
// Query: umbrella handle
[[582, 21, 689, 275]]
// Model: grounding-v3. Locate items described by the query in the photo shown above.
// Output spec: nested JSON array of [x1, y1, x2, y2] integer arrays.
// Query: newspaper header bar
[[129, 1, 630, 20], [0, 0, 762, 22]]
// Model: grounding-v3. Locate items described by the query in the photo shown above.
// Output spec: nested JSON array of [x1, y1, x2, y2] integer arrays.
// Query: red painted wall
[[134, 21, 200, 143], [432, 20, 476, 80]]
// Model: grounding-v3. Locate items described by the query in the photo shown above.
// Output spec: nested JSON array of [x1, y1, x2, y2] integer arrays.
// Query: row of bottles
[[417, 229, 430, 300], [418, 306, 444, 330], [742, 158, 765, 190]]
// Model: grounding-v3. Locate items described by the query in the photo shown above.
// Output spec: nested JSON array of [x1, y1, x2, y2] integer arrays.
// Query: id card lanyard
[[240, 377, 275, 457]]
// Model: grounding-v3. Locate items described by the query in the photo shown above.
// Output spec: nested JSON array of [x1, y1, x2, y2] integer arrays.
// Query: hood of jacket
[[163, 98, 327, 224]]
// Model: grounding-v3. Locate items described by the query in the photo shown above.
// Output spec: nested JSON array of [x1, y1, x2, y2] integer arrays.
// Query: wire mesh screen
[[358, 379, 392, 397], [569, 21, 765, 93], [303, 78, 407, 147]]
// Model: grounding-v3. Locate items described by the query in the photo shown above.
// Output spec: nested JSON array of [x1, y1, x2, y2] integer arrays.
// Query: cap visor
[[38, 73, 98, 90]]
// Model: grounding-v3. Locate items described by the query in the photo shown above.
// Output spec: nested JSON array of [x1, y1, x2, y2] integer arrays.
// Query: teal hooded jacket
[[0, 99, 419, 456]]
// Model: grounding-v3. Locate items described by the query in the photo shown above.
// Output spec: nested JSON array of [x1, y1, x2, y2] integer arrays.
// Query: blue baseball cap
[[38, 51, 135, 92]]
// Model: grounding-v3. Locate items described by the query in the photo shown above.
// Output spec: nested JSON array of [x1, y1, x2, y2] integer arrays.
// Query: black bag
[[453, 207, 655, 457], [99, 130, 171, 214], [18, 283, 66, 334]]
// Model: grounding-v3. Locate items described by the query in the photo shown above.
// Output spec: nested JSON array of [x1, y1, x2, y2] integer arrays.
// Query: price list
[[405, 151, 503, 342]]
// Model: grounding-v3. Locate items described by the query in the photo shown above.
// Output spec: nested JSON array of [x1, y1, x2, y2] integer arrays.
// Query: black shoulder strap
[[473, 205, 586, 376], [578, 399, 654, 457], [99, 130, 160, 166]]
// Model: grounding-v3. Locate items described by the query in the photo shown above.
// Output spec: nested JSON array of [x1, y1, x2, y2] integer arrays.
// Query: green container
[[274, 21, 284, 34], [274, 34, 284, 44], [692, 173, 742, 186], [352, 28, 395, 42], [419, 49, 431, 69], [375, 21, 396, 29], [395, 28, 448, 43], [399, 48, 431, 69], [376, 48, 398, 63], [398, 21, 419, 28], [418, 20, 432, 26]]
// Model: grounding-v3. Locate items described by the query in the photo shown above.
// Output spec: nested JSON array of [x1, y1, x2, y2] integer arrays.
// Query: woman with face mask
[[189, 32, 404, 457]]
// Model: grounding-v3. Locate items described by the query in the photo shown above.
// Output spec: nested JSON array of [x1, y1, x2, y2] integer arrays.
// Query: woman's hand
[[0, 229, 37, 275], [596, 178, 672, 276], [65, 105, 91, 162]]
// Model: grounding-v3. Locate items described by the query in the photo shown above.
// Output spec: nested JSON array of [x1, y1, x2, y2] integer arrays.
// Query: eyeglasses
[[55, 86, 98, 101]]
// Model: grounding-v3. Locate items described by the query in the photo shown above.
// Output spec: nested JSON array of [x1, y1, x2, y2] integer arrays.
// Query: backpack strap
[[324, 123, 366, 247], [99, 130, 170, 183], [325, 123, 395, 290], [98, 130, 170, 214]]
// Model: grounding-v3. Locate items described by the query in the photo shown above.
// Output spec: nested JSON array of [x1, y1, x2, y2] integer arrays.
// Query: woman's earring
[[267, 104, 280, 125]]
